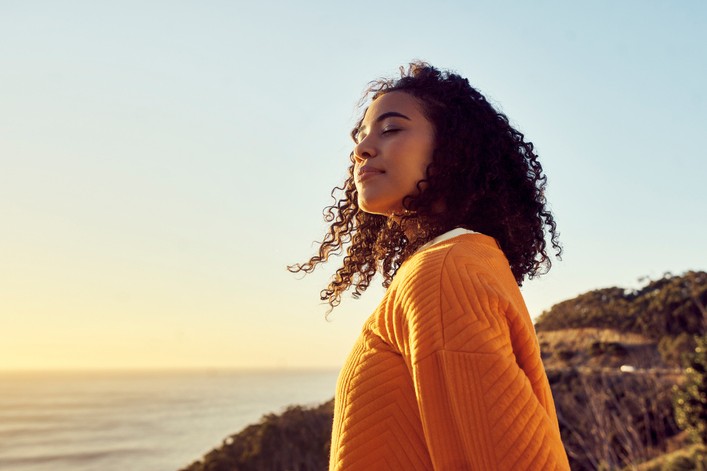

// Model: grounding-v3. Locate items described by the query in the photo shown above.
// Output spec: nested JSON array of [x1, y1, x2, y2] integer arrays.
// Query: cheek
[[353, 179, 363, 197], [411, 149, 433, 182]]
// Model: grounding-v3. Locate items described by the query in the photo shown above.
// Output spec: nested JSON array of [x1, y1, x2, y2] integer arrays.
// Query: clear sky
[[1, 1, 706, 371]]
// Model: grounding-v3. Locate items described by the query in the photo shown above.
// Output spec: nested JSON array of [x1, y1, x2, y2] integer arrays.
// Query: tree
[[674, 335, 707, 445], [535, 271, 707, 339], [631, 271, 707, 339]]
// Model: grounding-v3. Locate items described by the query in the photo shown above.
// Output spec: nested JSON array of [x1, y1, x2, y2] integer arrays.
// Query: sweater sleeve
[[404, 255, 570, 470]]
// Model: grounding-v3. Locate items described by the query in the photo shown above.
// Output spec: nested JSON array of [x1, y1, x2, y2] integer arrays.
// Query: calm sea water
[[0, 369, 339, 471]]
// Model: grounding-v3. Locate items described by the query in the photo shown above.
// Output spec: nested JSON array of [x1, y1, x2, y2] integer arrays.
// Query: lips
[[357, 166, 384, 183]]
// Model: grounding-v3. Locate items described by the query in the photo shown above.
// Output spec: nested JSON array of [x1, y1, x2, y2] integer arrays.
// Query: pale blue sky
[[1, 1, 705, 370]]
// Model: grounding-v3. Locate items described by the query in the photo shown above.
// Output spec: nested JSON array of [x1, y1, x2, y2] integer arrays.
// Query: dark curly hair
[[289, 62, 561, 310]]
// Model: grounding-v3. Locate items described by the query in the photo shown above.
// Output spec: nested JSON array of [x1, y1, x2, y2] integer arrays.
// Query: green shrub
[[659, 334, 697, 367], [674, 335, 707, 445], [180, 400, 334, 471]]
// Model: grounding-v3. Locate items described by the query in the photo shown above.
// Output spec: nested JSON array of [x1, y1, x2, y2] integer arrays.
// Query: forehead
[[361, 91, 424, 124]]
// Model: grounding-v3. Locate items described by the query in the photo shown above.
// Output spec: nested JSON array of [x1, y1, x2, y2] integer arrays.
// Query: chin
[[359, 206, 387, 216], [359, 204, 403, 217], [358, 200, 391, 216]]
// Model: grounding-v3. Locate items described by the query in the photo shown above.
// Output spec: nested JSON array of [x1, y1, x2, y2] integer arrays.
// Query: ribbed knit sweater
[[329, 233, 570, 470]]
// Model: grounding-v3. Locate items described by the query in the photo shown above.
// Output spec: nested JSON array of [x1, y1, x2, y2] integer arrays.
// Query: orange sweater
[[329, 233, 570, 470]]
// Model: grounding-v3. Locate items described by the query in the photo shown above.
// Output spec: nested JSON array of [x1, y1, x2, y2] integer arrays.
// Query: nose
[[353, 135, 377, 163]]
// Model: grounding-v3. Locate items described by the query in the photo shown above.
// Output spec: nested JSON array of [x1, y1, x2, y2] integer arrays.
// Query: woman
[[290, 63, 570, 470]]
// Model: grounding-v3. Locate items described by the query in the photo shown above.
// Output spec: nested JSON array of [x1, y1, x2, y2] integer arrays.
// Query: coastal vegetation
[[181, 271, 706, 471], [181, 400, 333, 471]]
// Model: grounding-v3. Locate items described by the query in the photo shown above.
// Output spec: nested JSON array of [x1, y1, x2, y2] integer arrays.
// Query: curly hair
[[289, 62, 561, 310]]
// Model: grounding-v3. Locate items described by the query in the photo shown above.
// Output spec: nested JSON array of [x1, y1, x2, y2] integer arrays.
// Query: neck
[[389, 215, 428, 246]]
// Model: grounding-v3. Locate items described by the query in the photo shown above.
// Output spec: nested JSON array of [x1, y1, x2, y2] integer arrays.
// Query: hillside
[[537, 327, 664, 371], [181, 400, 334, 471], [181, 271, 706, 471], [534, 271, 706, 341]]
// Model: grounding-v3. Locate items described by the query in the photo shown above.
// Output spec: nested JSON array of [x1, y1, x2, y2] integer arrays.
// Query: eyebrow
[[371, 111, 411, 124], [356, 111, 411, 141]]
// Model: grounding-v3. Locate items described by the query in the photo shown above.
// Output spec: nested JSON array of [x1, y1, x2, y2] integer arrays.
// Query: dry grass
[[538, 327, 654, 349], [550, 368, 683, 470], [537, 328, 665, 371], [631, 443, 706, 470]]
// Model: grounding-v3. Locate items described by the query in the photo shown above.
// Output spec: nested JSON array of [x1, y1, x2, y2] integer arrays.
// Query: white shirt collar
[[417, 227, 478, 252]]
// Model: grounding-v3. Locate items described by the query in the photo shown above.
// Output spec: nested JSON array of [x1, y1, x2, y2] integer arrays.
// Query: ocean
[[0, 369, 339, 471]]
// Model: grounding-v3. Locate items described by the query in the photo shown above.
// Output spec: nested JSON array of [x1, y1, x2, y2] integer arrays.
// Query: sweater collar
[[416, 227, 478, 253]]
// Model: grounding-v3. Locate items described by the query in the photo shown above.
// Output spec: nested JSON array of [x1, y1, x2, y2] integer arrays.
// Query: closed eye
[[382, 128, 400, 135]]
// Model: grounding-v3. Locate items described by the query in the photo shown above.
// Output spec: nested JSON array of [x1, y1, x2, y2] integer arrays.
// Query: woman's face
[[353, 91, 435, 216]]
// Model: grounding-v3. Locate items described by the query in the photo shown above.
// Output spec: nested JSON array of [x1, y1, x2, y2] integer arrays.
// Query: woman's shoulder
[[408, 233, 506, 274], [381, 232, 522, 359], [395, 232, 517, 302], [393, 233, 512, 293]]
